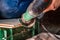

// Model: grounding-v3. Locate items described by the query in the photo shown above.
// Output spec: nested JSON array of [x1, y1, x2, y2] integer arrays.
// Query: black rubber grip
[[32, 0, 52, 14]]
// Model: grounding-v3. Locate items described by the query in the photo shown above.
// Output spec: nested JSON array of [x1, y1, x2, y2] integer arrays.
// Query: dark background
[[41, 7, 60, 34]]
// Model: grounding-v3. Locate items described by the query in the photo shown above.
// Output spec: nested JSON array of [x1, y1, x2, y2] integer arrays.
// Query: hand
[[43, 0, 60, 13], [27, 32, 58, 40]]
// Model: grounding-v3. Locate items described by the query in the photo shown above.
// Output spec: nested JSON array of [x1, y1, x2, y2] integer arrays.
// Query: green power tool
[[23, 0, 52, 21]]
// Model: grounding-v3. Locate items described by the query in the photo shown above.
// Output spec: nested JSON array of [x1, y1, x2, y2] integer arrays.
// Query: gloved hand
[[0, 0, 32, 18]]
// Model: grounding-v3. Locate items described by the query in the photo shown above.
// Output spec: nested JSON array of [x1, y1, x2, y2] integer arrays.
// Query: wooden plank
[[0, 19, 22, 28]]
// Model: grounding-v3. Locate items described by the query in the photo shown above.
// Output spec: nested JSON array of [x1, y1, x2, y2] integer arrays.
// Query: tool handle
[[32, 0, 52, 14]]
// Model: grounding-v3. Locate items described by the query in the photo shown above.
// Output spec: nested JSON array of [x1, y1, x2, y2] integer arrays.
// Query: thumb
[[43, 0, 56, 13]]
